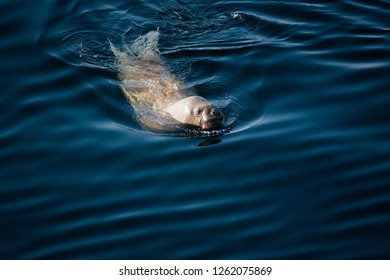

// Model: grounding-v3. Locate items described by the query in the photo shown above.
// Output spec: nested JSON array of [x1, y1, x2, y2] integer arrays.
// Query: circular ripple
[[39, 1, 294, 137]]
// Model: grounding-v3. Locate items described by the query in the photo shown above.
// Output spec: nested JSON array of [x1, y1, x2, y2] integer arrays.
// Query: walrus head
[[164, 96, 224, 130]]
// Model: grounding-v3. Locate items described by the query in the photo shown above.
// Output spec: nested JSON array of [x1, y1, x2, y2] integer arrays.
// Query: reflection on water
[[0, 0, 389, 259]]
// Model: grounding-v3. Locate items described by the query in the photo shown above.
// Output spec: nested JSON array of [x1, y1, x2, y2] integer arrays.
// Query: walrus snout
[[201, 106, 224, 130]]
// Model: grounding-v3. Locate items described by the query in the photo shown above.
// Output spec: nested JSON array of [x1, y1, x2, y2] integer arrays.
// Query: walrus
[[110, 31, 224, 132]]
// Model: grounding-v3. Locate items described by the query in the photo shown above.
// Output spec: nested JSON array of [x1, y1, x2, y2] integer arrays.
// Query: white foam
[[125, 30, 160, 58]]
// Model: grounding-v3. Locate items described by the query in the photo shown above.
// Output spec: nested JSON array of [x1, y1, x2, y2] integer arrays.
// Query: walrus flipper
[[125, 30, 160, 60], [110, 30, 160, 61]]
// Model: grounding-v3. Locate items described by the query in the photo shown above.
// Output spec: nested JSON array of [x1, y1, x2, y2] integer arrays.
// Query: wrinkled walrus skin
[[111, 31, 224, 132]]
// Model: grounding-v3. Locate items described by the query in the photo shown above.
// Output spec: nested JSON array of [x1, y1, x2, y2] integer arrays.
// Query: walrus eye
[[193, 108, 202, 116]]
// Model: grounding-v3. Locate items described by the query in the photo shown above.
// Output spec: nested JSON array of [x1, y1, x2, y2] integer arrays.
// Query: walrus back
[[111, 31, 195, 131]]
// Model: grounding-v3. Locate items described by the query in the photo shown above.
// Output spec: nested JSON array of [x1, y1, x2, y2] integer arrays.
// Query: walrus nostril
[[201, 112, 224, 130]]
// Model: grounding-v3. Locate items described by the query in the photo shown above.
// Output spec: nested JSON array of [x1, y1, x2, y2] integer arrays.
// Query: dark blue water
[[1, 0, 389, 259]]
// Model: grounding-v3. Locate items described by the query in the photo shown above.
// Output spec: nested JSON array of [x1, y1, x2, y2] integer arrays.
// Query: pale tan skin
[[111, 35, 224, 131], [164, 96, 224, 130]]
